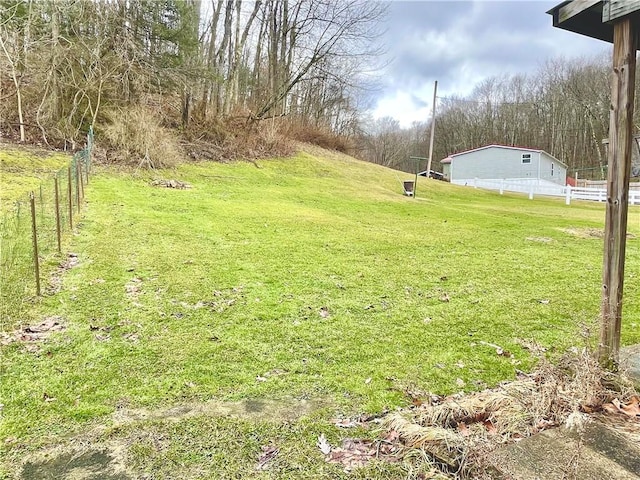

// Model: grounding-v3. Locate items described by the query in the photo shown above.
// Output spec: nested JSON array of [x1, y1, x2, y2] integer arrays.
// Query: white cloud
[[372, 90, 432, 128], [370, 0, 609, 128]]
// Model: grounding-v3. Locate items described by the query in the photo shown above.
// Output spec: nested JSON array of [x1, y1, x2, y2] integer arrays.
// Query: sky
[[372, 0, 611, 127]]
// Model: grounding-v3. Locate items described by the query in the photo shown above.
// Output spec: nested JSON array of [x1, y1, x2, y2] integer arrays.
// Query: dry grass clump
[[559, 227, 636, 240], [181, 117, 294, 163], [102, 107, 183, 168], [284, 123, 352, 153], [385, 350, 637, 477]]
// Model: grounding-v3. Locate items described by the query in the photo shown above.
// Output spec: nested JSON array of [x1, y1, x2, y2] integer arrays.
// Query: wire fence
[[1, 128, 94, 330]]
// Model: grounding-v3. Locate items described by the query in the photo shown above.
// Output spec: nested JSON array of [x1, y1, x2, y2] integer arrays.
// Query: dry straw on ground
[[384, 349, 638, 478]]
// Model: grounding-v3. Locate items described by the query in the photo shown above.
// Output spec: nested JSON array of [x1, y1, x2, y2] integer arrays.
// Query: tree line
[[357, 55, 640, 180], [3, 1, 637, 179], [0, 0, 385, 150]]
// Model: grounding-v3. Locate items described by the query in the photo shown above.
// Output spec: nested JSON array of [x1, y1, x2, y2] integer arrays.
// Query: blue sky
[[372, 0, 611, 127]]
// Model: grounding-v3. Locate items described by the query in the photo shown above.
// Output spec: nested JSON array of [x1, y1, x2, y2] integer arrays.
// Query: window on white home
[[522, 153, 531, 164], [551, 163, 554, 176]]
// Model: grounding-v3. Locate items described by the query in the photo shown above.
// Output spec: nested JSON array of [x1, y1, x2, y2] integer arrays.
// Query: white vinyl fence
[[459, 178, 640, 206]]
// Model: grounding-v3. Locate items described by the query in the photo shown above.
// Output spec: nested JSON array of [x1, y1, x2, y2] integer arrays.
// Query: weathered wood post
[[548, 0, 640, 369], [599, 18, 636, 368]]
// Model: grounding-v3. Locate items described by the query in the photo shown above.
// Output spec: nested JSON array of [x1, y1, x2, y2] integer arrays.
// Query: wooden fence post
[[565, 185, 572, 205], [29, 192, 41, 296], [599, 17, 637, 368]]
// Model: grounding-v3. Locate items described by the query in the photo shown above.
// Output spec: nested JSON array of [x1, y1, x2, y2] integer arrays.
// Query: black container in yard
[[403, 180, 414, 196]]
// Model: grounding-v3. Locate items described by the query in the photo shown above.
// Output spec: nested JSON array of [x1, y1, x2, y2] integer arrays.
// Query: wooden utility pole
[[425, 81, 438, 178], [599, 17, 637, 368]]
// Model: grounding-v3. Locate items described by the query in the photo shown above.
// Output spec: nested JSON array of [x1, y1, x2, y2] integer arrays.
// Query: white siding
[[442, 163, 451, 180], [450, 146, 566, 185], [538, 151, 567, 185]]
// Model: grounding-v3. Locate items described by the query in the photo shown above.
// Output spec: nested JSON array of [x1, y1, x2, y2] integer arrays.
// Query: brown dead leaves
[[48, 253, 80, 293], [317, 431, 400, 471], [603, 396, 640, 419], [382, 350, 639, 477], [150, 179, 192, 189], [1, 316, 66, 352], [256, 445, 279, 470]]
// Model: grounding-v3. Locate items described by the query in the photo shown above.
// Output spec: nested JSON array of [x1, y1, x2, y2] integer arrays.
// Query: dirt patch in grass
[[525, 236, 553, 243], [150, 179, 192, 189], [560, 227, 605, 239], [0, 316, 66, 354], [20, 446, 131, 480], [14, 397, 323, 479], [113, 396, 322, 425], [560, 227, 637, 239]]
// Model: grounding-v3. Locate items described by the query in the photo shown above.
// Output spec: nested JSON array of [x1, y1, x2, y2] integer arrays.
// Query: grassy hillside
[[0, 147, 70, 210], [0, 147, 76, 328], [2, 147, 639, 478]]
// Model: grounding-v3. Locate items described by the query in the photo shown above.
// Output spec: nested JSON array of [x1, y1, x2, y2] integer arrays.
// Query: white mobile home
[[441, 145, 567, 188]]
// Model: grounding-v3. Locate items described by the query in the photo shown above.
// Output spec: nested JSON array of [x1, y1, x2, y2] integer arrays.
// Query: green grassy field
[[1, 146, 639, 478], [0, 147, 70, 210], [0, 146, 76, 330]]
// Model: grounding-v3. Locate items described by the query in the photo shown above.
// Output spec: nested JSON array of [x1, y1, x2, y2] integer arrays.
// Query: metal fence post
[[85, 152, 90, 185], [78, 159, 84, 201], [68, 166, 73, 229], [75, 160, 80, 212], [87, 126, 93, 176], [30, 192, 41, 296], [54, 176, 62, 253]]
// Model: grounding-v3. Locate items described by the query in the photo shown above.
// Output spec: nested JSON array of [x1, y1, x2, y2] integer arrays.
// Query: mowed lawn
[[2, 147, 640, 478]]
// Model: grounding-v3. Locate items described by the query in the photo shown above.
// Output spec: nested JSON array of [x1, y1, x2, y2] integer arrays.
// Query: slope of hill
[[0, 147, 70, 210]]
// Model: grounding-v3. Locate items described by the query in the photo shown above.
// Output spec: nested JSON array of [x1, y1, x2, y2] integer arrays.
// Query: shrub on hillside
[[102, 107, 182, 168], [181, 116, 294, 162], [285, 124, 352, 153]]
